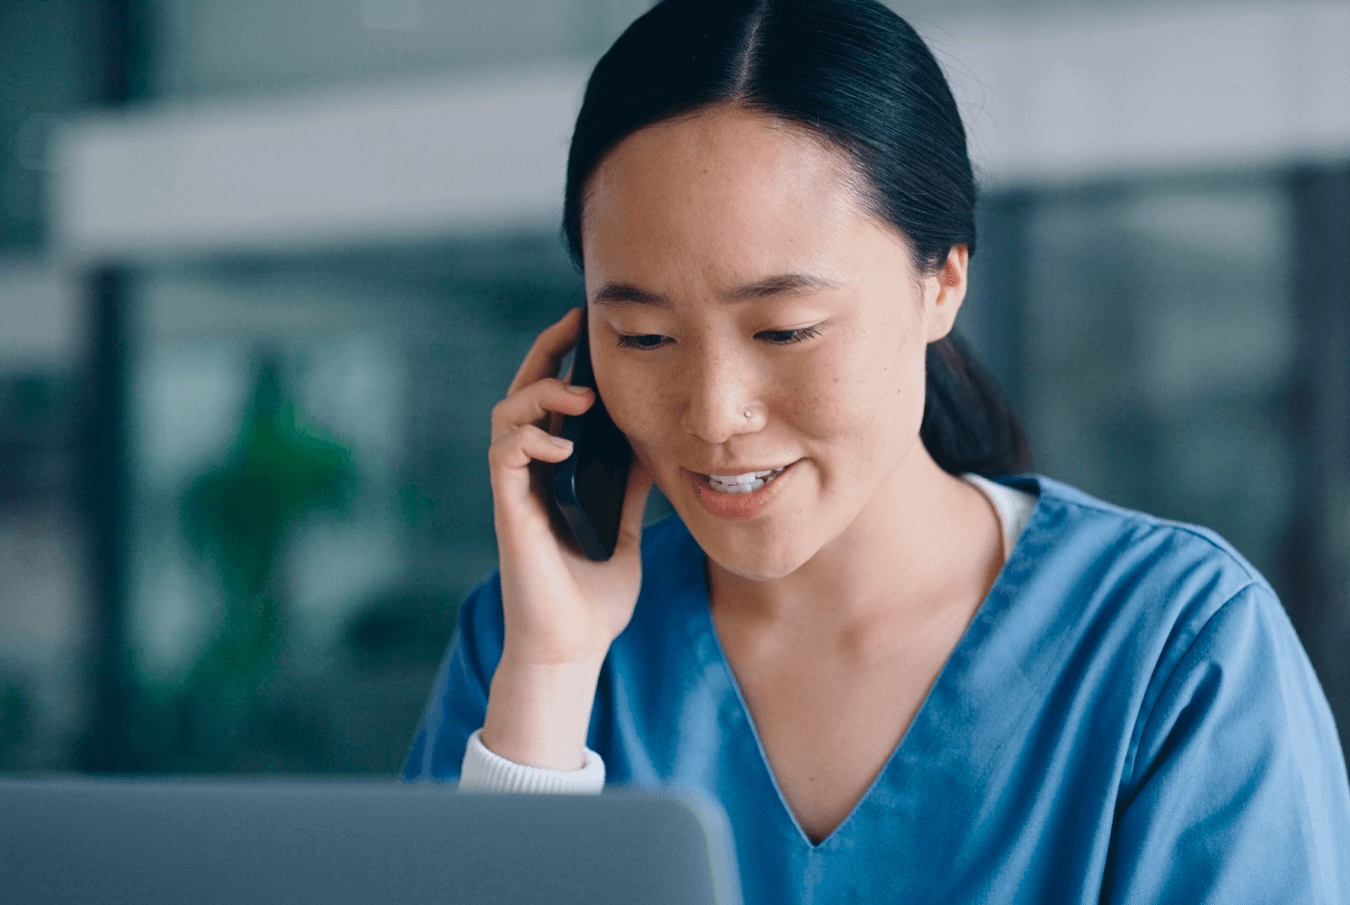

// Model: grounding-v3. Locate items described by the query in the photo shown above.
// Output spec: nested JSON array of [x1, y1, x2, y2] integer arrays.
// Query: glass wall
[[119, 236, 590, 772], [1016, 178, 1295, 584]]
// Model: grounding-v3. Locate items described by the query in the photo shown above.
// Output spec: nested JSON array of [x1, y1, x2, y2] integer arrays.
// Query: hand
[[482, 307, 652, 769]]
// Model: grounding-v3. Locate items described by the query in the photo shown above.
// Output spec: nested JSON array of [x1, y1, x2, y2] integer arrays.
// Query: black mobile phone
[[552, 312, 634, 561]]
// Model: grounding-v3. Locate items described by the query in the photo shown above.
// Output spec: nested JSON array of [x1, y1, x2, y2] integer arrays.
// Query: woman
[[405, 0, 1350, 900]]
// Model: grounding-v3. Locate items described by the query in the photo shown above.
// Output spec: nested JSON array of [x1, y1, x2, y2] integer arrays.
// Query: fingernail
[[551, 435, 574, 450], [567, 385, 591, 395]]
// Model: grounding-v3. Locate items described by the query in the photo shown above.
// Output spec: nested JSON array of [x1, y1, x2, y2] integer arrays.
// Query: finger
[[492, 379, 593, 442], [507, 307, 584, 396], [613, 460, 655, 556], [489, 423, 575, 476]]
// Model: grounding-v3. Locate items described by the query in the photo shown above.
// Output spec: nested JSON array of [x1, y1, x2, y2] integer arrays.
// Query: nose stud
[[744, 411, 753, 419]]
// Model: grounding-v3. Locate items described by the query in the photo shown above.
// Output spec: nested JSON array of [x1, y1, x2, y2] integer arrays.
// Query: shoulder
[[1027, 475, 1264, 580], [993, 475, 1300, 759], [1010, 475, 1270, 629], [1011, 477, 1347, 776], [1047, 473, 1256, 549]]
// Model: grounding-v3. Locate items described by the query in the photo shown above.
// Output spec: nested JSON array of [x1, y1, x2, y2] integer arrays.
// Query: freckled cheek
[[772, 384, 845, 440], [770, 358, 923, 475], [597, 371, 674, 462], [772, 359, 878, 440]]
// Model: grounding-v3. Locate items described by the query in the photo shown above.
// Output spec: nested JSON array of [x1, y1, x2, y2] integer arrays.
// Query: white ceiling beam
[[53, 64, 588, 262], [929, 1, 1350, 185], [52, 3, 1350, 263]]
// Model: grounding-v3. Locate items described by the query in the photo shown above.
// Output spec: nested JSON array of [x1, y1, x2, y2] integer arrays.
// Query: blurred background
[[0, 0, 1347, 776]]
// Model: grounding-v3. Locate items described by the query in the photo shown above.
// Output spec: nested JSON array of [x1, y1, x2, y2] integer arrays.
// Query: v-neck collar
[[689, 475, 1049, 850]]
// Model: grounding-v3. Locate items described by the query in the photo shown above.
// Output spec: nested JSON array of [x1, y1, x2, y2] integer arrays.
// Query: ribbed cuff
[[459, 728, 605, 794]]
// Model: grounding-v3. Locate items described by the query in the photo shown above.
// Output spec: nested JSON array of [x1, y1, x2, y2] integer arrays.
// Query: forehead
[[581, 107, 881, 276], [594, 105, 855, 181]]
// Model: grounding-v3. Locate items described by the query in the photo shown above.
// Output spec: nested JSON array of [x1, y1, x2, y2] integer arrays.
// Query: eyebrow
[[591, 273, 839, 307]]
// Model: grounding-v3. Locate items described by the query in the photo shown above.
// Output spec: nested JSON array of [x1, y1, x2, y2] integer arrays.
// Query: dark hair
[[562, 0, 1030, 476]]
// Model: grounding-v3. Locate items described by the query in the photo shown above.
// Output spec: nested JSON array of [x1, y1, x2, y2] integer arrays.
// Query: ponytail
[[921, 335, 1031, 476]]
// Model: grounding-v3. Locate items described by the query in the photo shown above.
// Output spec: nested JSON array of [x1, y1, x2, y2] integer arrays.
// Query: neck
[[707, 446, 1001, 641]]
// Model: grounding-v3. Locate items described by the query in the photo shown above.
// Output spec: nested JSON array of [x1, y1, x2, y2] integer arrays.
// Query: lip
[[685, 461, 796, 520]]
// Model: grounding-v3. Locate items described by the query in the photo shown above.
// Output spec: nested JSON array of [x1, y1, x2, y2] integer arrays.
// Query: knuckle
[[488, 432, 520, 468], [491, 393, 529, 430]]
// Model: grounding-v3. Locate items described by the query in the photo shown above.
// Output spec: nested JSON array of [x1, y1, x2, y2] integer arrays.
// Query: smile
[[702, 466, 788, 494], [687, 462, 797, 521]]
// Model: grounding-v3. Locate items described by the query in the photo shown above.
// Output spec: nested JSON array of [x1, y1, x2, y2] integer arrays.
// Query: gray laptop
[[0, 777, 742, 905]]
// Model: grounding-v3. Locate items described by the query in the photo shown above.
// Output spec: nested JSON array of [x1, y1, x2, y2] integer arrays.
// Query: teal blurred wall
[[1, 0, 1348, 774]]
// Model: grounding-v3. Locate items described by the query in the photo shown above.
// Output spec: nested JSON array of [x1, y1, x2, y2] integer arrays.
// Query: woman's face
[[582, 107, 964, 581]]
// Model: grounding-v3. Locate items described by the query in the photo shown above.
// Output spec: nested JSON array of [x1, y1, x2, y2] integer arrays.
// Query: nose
[[679, 338, 763, 444]]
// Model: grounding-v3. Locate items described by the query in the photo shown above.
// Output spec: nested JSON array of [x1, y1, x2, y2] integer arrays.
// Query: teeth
[[705, 466, 786, 494], [707, 470, 776, 483]]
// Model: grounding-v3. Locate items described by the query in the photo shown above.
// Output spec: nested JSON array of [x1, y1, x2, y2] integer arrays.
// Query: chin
[[689, 518, 818, 583], [709, 555, 804, 583]]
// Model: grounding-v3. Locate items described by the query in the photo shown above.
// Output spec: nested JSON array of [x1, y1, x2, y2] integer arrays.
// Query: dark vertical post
[[77, 268, 134, 772], [1284, 164, 1350, 758], [75, 0, 142, 773]]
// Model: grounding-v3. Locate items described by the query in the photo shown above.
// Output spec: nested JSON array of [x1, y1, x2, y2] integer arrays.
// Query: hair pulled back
[[563, 0, 1030, 476]]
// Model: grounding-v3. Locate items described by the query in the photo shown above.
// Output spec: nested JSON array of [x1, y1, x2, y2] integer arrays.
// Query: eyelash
[[759, 325, 823, 345], [615, 334, 666, 350], [615, 325, 822, 350]]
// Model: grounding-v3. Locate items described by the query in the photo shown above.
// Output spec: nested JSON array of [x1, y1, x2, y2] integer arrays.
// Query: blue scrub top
[[404, 476, 1350, 903]]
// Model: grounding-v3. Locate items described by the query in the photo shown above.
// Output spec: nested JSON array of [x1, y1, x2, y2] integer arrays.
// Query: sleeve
[[400, 572, 607, 793], [1104, 583, 1350, 904], [401, 573, 505, 782], [459, 729, 605, 793]]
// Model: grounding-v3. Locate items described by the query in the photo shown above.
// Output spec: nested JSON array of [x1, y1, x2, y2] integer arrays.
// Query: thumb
[[614, 460, 655, 556]]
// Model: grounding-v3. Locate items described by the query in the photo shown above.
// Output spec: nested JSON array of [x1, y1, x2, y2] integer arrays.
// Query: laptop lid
[[0, 778, 742, 905]]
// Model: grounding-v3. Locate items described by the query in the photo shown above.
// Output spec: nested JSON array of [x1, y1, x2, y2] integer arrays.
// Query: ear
[[923, 245, 969, 343]]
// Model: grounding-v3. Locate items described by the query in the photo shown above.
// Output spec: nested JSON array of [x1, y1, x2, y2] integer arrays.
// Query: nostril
[[683, 395, 761, 444]]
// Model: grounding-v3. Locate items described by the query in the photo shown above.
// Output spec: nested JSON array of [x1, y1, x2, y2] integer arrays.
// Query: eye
[[756, 325, 823, 345], [615, 333, 669, 350]]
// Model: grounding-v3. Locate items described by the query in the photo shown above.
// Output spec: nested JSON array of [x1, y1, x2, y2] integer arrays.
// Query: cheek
[[772, 337, 927, 474], [779, 341, 923, 435], [595, 361, 669, 455]]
